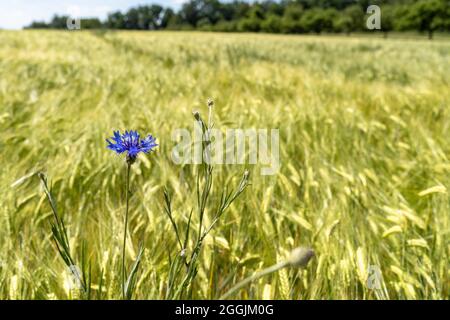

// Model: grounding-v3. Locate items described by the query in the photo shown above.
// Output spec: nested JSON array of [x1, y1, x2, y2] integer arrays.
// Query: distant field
[[0, 31, 449, 299]]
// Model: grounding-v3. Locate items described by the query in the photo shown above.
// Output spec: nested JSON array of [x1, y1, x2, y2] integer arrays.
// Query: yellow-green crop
[[0, 30, 449, 299]]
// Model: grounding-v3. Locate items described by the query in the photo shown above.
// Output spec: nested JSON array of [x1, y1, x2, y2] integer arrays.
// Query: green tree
[[334, 5, 364, 35], [238, 17, 262, 32], [25, 21, 49, 29], [380, 5, 396, 38], [238, 4, 265, 32], [404, 0, 449, 39], [161, 9, 176, 29], [49, 15, 70, 29], [261, 14, 283, 33], [281, 2, 304, 33], [179, 0, 224, 28], [106, 11, 125, 29], [300, 8, 337, 34], [25, 0, 450, 35], [81, 18, 103, 29], [220, 1, 251, 21], [213, 20, 238, 32], [262, 0, 285, 16], [127, 5, 164, 30]]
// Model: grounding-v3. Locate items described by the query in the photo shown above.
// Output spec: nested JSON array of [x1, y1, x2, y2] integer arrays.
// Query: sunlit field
[[0, 30, 449, 299]]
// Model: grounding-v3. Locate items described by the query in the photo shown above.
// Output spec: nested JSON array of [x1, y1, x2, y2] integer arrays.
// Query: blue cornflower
[[106, 130, 157, 164]]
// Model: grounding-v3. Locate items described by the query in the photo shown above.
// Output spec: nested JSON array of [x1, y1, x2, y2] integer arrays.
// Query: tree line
[[26, 0, 450, 39]]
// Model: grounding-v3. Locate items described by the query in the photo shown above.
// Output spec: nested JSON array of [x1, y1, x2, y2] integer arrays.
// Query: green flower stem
[[219, 261, 289, 300], [122, 162, 131, 299]]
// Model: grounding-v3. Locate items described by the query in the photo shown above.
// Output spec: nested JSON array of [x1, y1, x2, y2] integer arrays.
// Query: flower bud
[[193, 111, 200, 121], [287, 247, 314, 268]]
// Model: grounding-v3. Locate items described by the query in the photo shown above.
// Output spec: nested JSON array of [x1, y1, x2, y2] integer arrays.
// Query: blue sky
[[0, 0, 187, 29]]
